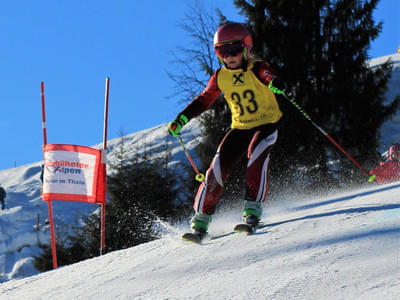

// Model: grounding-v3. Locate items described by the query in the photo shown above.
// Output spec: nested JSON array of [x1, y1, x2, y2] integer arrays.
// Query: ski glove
[[168, 114, 189, 137], [268, 78, 293, 98]]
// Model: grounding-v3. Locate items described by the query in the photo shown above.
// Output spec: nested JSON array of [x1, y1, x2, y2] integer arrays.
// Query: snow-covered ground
[[0, 182, 399, 299], [0, 53, 399, 297]]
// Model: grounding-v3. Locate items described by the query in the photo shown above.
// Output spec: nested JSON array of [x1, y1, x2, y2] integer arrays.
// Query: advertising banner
[[42, 144, 106, 203]]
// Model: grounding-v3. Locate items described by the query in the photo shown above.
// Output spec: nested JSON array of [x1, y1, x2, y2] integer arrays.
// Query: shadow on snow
[[290, 183, 400, 211]]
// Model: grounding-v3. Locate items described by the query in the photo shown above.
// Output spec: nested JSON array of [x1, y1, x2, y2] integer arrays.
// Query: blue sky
[[0, 0, 399, 170]]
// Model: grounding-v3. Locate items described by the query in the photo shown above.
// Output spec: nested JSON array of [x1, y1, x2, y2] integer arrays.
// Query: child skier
[[168, 22, 290, 240], [369, 144, 400, 184]]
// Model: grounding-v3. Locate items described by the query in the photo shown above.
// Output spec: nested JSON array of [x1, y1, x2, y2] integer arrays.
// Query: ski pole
[[177, 136, 205, 182], [282, 93, 370, 177]]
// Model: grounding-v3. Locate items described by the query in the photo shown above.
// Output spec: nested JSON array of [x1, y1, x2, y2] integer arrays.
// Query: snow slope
[[1, 183, 399, 299]]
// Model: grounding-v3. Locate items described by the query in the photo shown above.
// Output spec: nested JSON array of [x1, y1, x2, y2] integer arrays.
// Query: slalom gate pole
[[282, 93, 370, 177], [177, 136, 205, 182], [47, 200, 58, 269], [100, 77, 110, 255], [41, 82, 47, 145], [41, 82, 58, 269]]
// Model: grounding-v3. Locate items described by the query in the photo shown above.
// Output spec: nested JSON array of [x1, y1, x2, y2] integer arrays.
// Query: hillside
[[0, 183, 399, 299]]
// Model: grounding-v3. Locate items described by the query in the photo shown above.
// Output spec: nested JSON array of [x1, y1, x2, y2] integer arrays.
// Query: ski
[[233, 223, 255, 234], [234, 221, 266, 234], [182, 232, 203, 245], [182, 221, 267, 244]]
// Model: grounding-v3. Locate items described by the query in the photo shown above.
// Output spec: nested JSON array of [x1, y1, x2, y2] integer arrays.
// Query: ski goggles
[[214, 41, 244, 58]]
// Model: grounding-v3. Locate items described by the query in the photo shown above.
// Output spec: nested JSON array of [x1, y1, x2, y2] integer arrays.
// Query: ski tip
[[182, 232, 202, 245], [233, 223, 255, 234]]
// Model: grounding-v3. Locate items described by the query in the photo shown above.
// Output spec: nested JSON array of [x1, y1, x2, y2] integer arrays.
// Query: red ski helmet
[[389, 144, 400, 161], [213, 22, 253, 61]]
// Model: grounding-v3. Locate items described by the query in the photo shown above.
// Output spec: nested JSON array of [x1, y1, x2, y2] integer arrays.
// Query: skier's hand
[[368, 174, 376, 182], [268, 78, 286, 94], [168, 114, 188, 137], [268, 78, 294, 98]]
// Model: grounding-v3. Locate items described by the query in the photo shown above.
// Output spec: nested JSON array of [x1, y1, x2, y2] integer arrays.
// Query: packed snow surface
[[1, 183, 400, 299]]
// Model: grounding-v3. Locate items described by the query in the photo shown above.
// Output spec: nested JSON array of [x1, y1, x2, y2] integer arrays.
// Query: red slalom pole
[[100, 77, 110, 255], [41, 82, 58, 269], [47, 200, 58, 269], [41, 82, 47, 145], [103, 77, 110, 150]]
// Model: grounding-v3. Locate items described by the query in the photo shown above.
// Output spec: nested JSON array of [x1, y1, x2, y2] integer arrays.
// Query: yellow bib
[[217, 59, 282, 129]]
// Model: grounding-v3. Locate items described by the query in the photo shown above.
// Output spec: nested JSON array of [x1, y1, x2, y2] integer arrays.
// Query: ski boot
[[243, 200, 262, 227], [182, 212, 211, 244], [234, 201, 262, 234]]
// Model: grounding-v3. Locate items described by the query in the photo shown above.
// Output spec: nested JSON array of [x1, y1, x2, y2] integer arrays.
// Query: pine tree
[[234, 0, 400, 193]]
